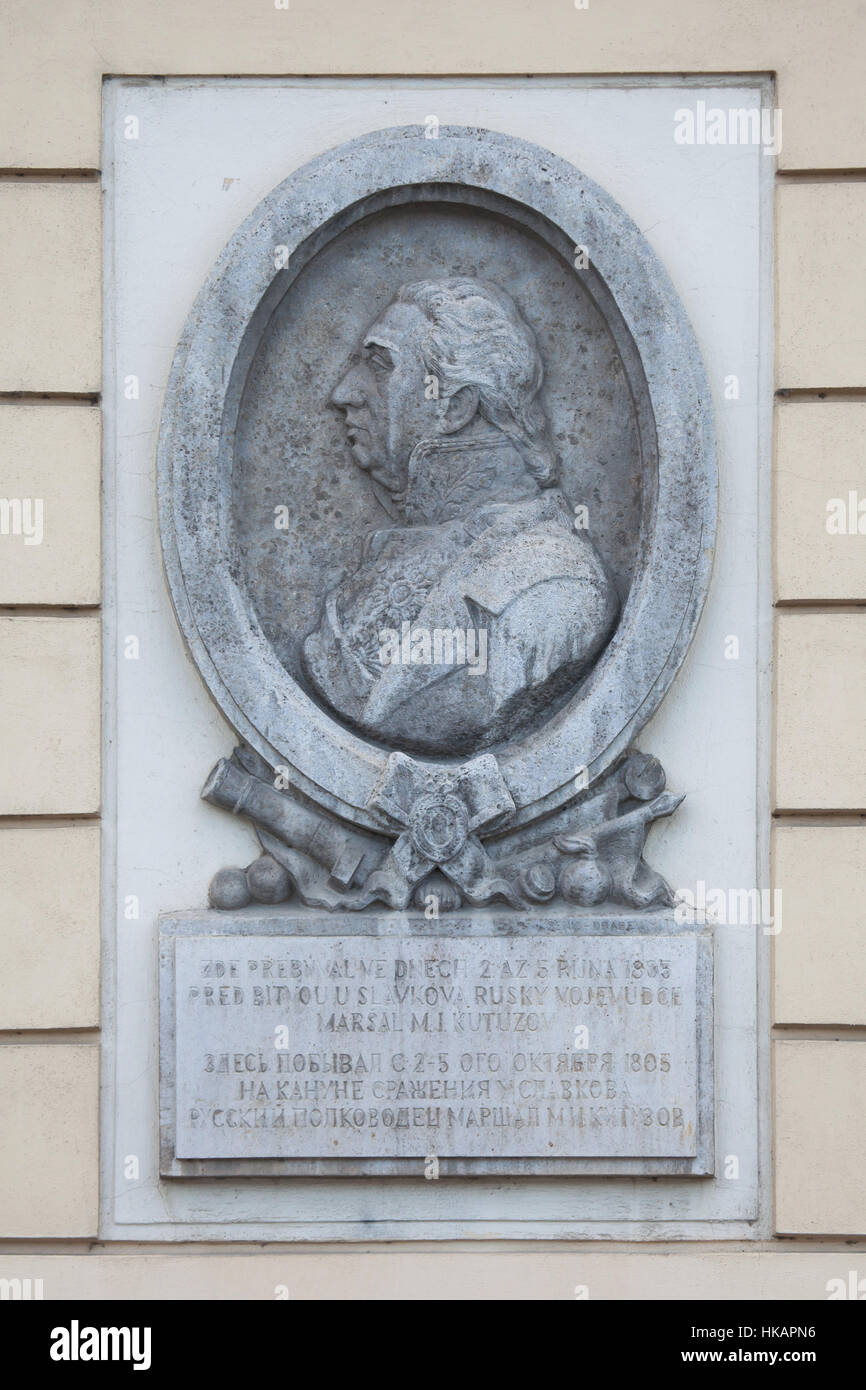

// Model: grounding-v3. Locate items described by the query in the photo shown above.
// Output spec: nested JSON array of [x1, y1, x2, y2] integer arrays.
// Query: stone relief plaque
[[155, 124, 718, 1179]]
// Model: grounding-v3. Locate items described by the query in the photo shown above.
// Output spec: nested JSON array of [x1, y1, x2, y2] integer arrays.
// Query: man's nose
[[331, 363, 366, 409]]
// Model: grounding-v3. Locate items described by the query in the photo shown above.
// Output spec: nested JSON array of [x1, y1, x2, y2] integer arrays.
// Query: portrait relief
[[301, 276, 619, 756], [160, 126, 715, 919], [231, 189, 650, 774]]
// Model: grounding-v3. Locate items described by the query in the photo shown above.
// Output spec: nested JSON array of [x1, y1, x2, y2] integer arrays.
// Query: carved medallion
[[157, 125, 716, 915]]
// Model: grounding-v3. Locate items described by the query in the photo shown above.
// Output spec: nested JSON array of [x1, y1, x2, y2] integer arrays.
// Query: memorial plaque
[[136, 103, 737, 1210], [161, 915, 713, 1176]]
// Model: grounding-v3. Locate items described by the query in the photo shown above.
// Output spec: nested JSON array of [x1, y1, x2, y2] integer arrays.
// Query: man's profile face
[[330, 300, 442, 496]]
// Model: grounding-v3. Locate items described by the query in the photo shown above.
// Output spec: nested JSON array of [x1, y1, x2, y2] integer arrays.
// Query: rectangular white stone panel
[[161, 916, 713, 1176], [104, 75, 768, 1238]]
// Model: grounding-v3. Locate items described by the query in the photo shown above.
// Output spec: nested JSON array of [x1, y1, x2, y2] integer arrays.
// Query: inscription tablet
[[160, 916, 713, 1177]]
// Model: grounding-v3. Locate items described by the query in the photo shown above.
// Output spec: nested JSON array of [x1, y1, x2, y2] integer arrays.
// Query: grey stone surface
[[157, 125, 717, 834], [203, 744, 684, 912], [160, 913, 713, 1177], [162, 124, 718, 912]]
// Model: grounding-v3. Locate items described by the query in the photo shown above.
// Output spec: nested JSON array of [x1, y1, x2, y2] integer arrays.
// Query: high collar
[[391, 432, 541, 526]]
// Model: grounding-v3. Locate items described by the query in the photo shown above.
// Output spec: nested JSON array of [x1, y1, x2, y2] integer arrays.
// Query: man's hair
[[396, 276, 558, 487]]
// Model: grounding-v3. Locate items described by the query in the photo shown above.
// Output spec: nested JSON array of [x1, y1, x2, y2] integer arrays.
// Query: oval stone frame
[[158, 126, 717, 835]]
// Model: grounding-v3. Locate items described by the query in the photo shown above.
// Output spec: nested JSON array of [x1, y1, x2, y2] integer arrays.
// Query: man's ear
[[439, 385, 479, 435]]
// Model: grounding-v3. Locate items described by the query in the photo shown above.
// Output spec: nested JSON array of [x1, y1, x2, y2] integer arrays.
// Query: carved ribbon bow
[[360, 752, 521, 908]]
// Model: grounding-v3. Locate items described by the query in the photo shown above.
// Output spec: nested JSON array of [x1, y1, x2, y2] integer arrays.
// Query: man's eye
[[366, 348, 392, 375]]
